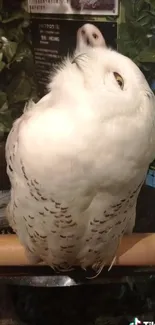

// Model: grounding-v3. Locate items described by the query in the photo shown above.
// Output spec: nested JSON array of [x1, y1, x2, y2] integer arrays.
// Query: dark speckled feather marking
[[6, 116, 145, 273]]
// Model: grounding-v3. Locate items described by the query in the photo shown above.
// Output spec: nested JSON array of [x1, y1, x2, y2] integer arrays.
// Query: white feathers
[[76, 23, 106, 51], [5, 24, 155, 273]]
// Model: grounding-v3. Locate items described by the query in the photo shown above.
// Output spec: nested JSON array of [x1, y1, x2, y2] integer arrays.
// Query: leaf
[[1, 39, 18, 63], [5, 25, 24, 43], [0, 110, 13, 132], [9, 102, 25, 120], [2, 10, 29, 23], [7, 71, 32, 104], [136, 12, 152, 26], [0, 1, 38, 133], [141, 64, 151, 71], [133, 0, 145, 12], [119, 0, 155, 68], [138, 50, 155, 62], [0, 60, 5, 72], [121, 0, 134, 20], [0, 92, 7, 109], [13, 42, 32, 63]]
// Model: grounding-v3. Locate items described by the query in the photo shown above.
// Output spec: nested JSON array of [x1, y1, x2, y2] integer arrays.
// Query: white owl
[[5, 24, 155, 274]]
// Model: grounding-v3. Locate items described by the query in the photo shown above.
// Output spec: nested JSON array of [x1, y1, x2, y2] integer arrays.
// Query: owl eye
[[113, 72, 124, 89]]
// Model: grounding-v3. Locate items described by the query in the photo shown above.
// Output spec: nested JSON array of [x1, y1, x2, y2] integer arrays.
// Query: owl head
[[48, 24, 155, 168]]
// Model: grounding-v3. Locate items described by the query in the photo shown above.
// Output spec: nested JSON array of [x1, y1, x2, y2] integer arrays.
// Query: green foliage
[[118, 0, 155, 88], [118, 0, 155, 168], [0, 0, 38, 138], [0, 0, 155, 138]]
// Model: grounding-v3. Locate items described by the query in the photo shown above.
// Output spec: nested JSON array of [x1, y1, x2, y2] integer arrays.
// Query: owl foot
[[108, 255, 116, 271], [107, 237, 122, 271], [86, 262, 105, 279], [86, 254, 116, 279], [53, 264, 74, 272]]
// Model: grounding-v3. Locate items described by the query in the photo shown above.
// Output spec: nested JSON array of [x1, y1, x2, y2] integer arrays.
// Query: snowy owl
[[5, 24, 155, 274]]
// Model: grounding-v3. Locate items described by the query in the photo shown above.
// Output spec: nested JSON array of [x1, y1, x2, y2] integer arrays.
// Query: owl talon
[[86, 262, 105, 279], [55, 264, 74, 272], [108, 255, 116, 271]]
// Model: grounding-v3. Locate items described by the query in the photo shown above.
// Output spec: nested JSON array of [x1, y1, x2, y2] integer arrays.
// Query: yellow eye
[[113, 72, 124, 89]]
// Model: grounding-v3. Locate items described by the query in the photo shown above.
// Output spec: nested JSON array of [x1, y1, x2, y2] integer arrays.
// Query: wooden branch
[[0, 233, 154, 266]]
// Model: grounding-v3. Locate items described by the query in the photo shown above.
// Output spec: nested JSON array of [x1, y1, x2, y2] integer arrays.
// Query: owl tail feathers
[[86, 255, 116, 280], [86, 262, 105, 279]]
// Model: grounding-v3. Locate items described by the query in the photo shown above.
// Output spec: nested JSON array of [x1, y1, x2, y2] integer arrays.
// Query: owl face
[[70, 46, 155, 165], [72, 46, 154, 117], [47, 40, 155, 167]]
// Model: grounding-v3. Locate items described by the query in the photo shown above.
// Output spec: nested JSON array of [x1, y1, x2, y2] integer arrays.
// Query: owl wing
[[5, 114, 89, 269], [5, 106, 143, 271]]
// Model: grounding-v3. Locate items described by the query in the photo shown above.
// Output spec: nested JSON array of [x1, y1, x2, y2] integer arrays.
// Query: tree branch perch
[[0, 233, 154, 266]]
